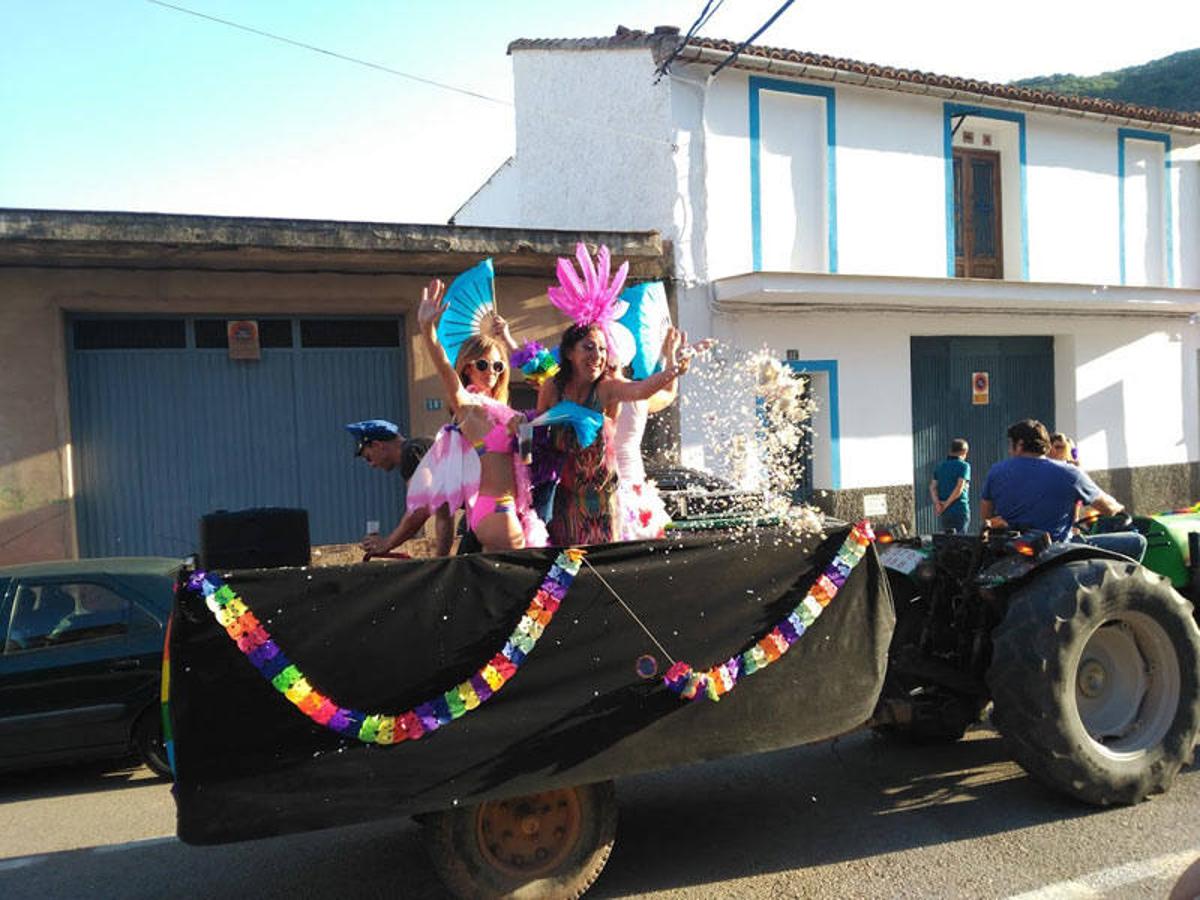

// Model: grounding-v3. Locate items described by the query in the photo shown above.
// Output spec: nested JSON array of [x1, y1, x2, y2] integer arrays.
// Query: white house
[[454, 26, 1200, 529]]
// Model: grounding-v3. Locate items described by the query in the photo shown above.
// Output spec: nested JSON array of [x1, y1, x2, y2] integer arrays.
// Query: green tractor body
[[1134, 510, 1200, 593]]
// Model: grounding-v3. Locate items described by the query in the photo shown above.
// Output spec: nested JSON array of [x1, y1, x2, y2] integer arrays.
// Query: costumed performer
[[413, 279, 547, 552], [536, 245, 690, 546], [612, 331, 716, 541]]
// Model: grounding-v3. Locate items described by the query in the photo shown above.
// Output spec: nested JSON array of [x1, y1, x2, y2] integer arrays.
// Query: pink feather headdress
[[547, 243, 635, 367]]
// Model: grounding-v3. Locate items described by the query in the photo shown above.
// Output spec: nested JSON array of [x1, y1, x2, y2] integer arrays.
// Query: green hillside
[[1010, 48, 1200, 112]]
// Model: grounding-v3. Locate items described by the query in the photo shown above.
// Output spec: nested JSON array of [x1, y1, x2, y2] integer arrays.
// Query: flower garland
[[186, 549, 585, 746], [664, 521, 874, 702]]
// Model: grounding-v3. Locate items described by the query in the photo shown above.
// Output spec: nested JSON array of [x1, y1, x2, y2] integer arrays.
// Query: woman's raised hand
[[417, 279, 449, 333]]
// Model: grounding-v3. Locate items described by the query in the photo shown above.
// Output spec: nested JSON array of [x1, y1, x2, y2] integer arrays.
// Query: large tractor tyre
[[423, 781, 617, 899], [987, 560, 1200, 806]]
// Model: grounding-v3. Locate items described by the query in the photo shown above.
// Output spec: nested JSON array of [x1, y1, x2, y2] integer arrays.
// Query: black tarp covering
[[170, 524, 893, 845]]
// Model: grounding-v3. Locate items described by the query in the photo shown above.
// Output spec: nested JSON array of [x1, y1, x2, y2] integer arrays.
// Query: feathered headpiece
[[548, 243, 635, 367]]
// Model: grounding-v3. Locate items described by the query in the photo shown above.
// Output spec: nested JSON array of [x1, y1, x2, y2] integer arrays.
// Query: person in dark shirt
[[346, 419, 453, 557], [929, 438, 971, 532], [979, 419, 1146, 560]]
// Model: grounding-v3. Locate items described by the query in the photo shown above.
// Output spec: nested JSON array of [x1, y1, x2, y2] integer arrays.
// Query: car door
[[0, 575, 163, 767]]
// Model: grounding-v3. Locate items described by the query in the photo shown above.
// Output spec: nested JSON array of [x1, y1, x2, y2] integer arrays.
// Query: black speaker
[[199, 507, 311, 570]]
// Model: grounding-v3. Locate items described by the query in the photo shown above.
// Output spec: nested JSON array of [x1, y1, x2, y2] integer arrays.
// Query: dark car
[[0, 556, 181, 777]]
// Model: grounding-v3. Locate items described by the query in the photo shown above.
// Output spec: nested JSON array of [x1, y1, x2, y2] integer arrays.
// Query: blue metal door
[[910, 336, 1054, 534], [67, 317, 409, 556]]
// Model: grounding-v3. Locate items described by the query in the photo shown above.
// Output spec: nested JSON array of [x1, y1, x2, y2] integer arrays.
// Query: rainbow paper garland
[[512, 340, 560, 386], [663, 520, 874, 702], [187, 549, 585, 745]]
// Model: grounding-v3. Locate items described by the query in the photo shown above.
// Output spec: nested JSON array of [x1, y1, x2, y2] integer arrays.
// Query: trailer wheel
[[423, 781, 617, 899], [987, 560, 1200, 805]]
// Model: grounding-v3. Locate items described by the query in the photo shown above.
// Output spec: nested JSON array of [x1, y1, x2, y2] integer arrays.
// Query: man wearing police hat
[[346, 419, 452, 557]]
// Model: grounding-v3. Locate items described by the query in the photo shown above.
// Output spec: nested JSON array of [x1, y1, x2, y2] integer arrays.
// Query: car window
[[4, 581, 132, 652]]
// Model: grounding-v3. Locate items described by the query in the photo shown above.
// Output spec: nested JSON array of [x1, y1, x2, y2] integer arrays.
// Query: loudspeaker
[[199, 507, 311, 570]]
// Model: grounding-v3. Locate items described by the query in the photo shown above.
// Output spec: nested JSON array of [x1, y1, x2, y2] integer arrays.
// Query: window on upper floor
[[953, 148, 1003, 279], [946, 109, 1026, 280]]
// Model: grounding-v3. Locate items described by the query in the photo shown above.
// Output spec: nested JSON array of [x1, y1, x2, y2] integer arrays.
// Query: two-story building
[[455, 26, 1200, 530]]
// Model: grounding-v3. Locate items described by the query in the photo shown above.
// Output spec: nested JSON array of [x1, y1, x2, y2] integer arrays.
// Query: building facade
[[455, 26, 1200, 528], [0, 211, 667, 563]]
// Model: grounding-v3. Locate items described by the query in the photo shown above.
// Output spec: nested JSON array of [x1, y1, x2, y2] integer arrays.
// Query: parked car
[[0, 556, 181, 776]]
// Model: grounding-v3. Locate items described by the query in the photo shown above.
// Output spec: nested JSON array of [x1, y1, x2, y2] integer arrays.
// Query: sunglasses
[[470, 359, 506, 374]]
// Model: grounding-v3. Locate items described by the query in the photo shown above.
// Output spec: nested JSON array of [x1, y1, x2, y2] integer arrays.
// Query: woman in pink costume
[[411, 279, 546, 552]]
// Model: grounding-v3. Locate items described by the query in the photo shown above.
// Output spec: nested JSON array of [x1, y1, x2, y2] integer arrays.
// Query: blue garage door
[[67, 317, 410, 557], [911, 336, 1054, 534]]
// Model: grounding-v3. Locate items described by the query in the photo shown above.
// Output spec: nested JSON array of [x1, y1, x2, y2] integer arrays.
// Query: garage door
[[67, 316, 410, 557], [911, 336, 1054, 533]]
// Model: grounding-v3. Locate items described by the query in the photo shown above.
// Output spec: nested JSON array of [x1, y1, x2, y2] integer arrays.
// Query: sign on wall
[[228, 320, 261, 360], [972, 371, 990, 405]]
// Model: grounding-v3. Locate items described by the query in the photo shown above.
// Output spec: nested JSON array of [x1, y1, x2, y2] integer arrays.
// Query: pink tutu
[[407, 399, 547, 549]]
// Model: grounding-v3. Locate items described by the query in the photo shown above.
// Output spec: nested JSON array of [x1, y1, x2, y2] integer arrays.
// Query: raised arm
[[490, 314, 520, 354], [599, 326, 688, 406], [417, 279, 472, 411]]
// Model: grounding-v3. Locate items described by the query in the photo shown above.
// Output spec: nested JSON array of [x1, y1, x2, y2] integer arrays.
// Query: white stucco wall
[[510, 49, 676, 232], [452, 158, 519, 227], [680, 308, 1196, 493]]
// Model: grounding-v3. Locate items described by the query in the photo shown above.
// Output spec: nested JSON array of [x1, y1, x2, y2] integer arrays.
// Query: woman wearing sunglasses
[[410, 278, 547, 552]]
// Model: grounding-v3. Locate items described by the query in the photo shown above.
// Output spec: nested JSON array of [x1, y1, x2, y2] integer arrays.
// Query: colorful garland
[[512, 340, 560, 386], [664, 520, 874, 702], [186, 549, 585, 745]]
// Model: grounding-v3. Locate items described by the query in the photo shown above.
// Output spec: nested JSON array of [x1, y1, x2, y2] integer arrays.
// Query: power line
[[145, 0, 676, 150], [145, 0, 511, 108], [655, 0, 727, 82], [711, 0, 797, 77]]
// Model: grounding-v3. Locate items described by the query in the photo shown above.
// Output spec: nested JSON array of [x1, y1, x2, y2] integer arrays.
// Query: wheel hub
[[476, 788, 582, 877], [1074, 612, 1182, 758], [1077, 659, 1107, 698]]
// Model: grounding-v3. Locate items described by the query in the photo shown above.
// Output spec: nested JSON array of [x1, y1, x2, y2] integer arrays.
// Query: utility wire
[[145, 0, 676, 149], [710, 0, 797, 77], [655, 0, 727, 82], [146, 0, 510, 106]]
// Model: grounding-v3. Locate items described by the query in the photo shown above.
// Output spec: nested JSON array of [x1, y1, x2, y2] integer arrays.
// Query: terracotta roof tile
[[508, 28, 1200, 130]]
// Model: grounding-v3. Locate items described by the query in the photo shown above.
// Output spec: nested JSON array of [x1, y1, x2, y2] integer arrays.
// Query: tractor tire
[[422, 781, 617, 899], [987, 559, 1200, 806]]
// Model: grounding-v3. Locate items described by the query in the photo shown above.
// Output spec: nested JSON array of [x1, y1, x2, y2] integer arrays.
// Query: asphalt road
[[1, 728, 1197, 899]]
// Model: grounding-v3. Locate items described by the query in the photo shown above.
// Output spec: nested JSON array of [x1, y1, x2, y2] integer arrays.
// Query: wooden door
[[953, 149, 1003, 279]]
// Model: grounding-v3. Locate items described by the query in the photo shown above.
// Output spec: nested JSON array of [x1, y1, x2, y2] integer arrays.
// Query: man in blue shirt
[[930, 438, 971, 532], [980, 419, 1146, 560]]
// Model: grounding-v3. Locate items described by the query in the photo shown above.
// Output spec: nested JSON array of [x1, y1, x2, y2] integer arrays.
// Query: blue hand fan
[[437, 258, 495, 368], [531, 401, 604, 448], [616, 281, 672, 380]]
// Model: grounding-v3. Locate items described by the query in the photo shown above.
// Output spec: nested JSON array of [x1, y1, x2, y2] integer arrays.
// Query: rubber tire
[[987, 559, 1200, 806], [423, 781, 617, 900], [132, 707, 172, 779]]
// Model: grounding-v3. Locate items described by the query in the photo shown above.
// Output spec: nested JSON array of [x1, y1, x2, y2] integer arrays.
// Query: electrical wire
[[710, 0, 797, 77], [144, 0, 677, 150], [655, 0, 727, 81], [581, 557, 677, 665]]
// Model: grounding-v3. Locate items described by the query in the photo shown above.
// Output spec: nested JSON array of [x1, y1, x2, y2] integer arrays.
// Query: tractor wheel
[[132, 706, 172, 779], [422, 781, 617, 899], [987, 560, 1200, 805]]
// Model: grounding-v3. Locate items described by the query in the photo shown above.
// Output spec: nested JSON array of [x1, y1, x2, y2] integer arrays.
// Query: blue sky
[[3, 0, 1197, 224]]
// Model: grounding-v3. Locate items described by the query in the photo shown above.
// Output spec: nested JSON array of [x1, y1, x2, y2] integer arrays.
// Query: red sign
[[227, 320, 261, 360], [972, 371, 989, 405]]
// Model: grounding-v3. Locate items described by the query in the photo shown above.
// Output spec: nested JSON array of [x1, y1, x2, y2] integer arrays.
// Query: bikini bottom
[[467, 492, 515, 532]]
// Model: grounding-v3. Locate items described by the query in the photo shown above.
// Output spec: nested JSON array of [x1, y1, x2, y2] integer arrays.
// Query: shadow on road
[[0, 757, 163, 803], [0, 728, 1194, 900]]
